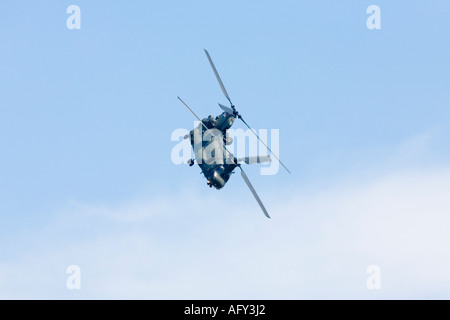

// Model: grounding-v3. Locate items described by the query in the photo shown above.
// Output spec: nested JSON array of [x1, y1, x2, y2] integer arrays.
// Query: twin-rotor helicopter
[[177, 50, 289, 218]]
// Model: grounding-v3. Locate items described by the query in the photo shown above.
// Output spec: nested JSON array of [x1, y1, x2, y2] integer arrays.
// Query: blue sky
[[1, 1, 450, 299]]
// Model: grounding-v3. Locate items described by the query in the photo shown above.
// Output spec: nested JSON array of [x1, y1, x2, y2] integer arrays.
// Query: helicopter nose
[[211, 171, 225, 189]]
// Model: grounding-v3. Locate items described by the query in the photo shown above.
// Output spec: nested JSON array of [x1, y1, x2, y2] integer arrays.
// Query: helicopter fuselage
[[188, 111, 237, 189]]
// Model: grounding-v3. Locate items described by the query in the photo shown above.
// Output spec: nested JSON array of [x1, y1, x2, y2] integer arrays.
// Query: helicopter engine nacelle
[[203, 115, 217, 129]]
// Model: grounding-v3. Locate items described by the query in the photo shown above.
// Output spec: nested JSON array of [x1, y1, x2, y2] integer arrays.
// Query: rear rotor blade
[[239, 116, 291, 174], [238, 156, 271, 165], [204, 49, 233, 105], [240, 167, 270, 219], [218, 103, 234, 114]]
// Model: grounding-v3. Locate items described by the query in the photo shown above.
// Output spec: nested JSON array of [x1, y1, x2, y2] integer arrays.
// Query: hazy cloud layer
[[1, 163, 450, 299]]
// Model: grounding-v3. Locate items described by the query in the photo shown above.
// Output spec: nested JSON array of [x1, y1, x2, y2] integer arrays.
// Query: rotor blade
[[239, 116, 291, 174], [240, 167, 270, 219], [238, 156, 271, 165], [218, 103, 234, 114], [177, 96, 204, 124], [204, 49, 232, 105], [177, 96, 236, 160]]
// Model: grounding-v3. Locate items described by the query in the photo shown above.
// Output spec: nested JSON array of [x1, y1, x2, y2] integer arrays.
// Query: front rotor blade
[[239, 116, 291, 174], [204, 49, 232, 105], [218, 103, 234, 114], [177, 96, 204, 124], [240, 168, 270, 219]]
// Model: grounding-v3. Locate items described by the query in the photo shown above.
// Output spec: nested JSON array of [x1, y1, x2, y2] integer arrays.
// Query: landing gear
[[187, 159, 195, 167]]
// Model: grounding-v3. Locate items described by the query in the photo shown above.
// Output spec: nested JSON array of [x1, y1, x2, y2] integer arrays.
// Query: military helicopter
[[177, 50, 290, 218]]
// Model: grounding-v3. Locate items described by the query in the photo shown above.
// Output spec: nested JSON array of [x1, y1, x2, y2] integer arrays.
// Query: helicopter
[[177, 49, 290, 218]]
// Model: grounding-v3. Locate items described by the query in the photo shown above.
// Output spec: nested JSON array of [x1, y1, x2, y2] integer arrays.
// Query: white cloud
[[1, 165, 450, 299]]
